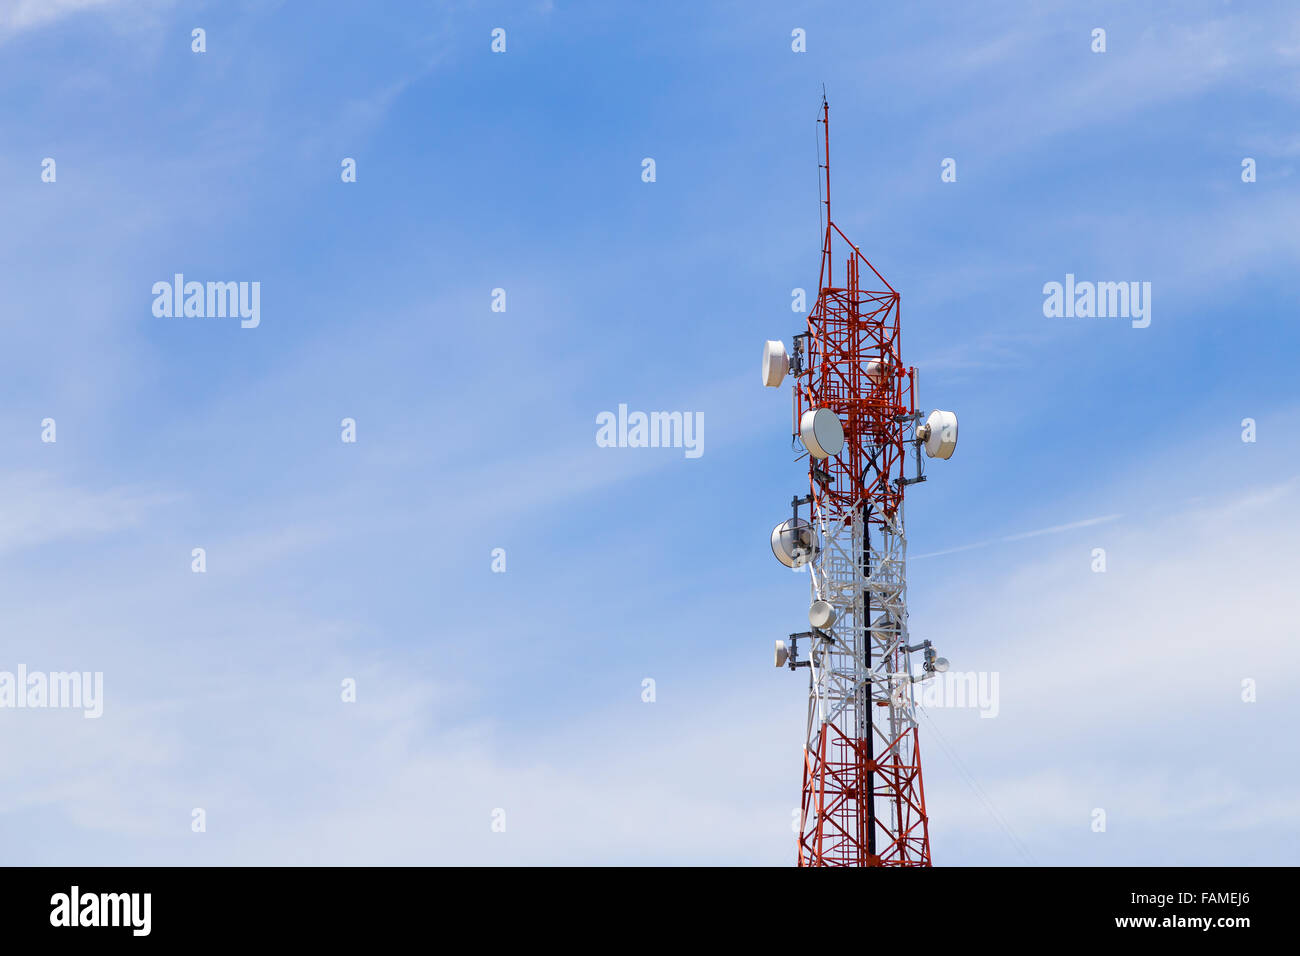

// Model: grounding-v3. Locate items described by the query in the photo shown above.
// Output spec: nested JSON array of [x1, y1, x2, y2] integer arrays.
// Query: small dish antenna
[[808, 599, 837, 630], [770, 517, 819, 568], [867, 359, 891, 384], [933, 657, 950, 673], [774, 640, 789, 668], [761, 340, 789, 387], [799, 408, 844, 459], [918, 410, 958, 460]]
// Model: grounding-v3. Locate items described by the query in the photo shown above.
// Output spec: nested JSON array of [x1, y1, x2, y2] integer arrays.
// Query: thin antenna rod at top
[[819, 90, 832, 275]]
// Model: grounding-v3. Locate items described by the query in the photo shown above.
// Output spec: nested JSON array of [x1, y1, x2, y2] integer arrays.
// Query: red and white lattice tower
[[764, 99, 958, 867]]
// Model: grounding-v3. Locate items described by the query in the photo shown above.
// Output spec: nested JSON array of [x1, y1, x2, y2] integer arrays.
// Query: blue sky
[[0, 0, 1297, 865]]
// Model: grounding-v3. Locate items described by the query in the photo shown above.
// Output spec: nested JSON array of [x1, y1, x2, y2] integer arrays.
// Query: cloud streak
[[911, 513, 1122, 560]]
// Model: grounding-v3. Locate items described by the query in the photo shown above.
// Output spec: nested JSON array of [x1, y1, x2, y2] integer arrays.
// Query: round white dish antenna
[[761, 340, 789, 387], [774, 640, 789, 668], [770, 517, 819, 568], [867, 359, 891, 385], [920, 409, 958, 460], [799, 407, 844, 460], [809, 600, 837, 630], [933, 657, 950, 673]]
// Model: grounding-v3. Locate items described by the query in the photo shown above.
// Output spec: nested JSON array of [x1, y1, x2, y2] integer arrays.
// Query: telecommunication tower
[[762, 98, 959, 867]]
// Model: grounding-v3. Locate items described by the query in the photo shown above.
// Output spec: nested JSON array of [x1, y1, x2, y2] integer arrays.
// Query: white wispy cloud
[[0, 474, 173, 555], [912, 513, 1122, 560], [0, 0, 167, 40], [0, 0, 113, 33], [1, 467, 1293, 864]]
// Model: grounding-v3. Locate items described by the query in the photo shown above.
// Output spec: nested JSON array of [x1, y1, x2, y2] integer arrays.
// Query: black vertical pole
[[863, 502, 876, 858]]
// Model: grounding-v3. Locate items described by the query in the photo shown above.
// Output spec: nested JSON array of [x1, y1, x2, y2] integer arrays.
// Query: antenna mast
[[763, 98, 960, 866]]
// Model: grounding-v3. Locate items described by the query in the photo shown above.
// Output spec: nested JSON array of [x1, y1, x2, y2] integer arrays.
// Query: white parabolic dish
[[770, 518, 819, 568], [809, 599, 837, 629], [924, 409, 958, 459], [761, 340, 789, 387], [799, 407, 844, 459]]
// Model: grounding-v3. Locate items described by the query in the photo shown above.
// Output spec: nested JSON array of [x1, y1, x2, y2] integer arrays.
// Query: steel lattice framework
[[793, 101, 931, 867]]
